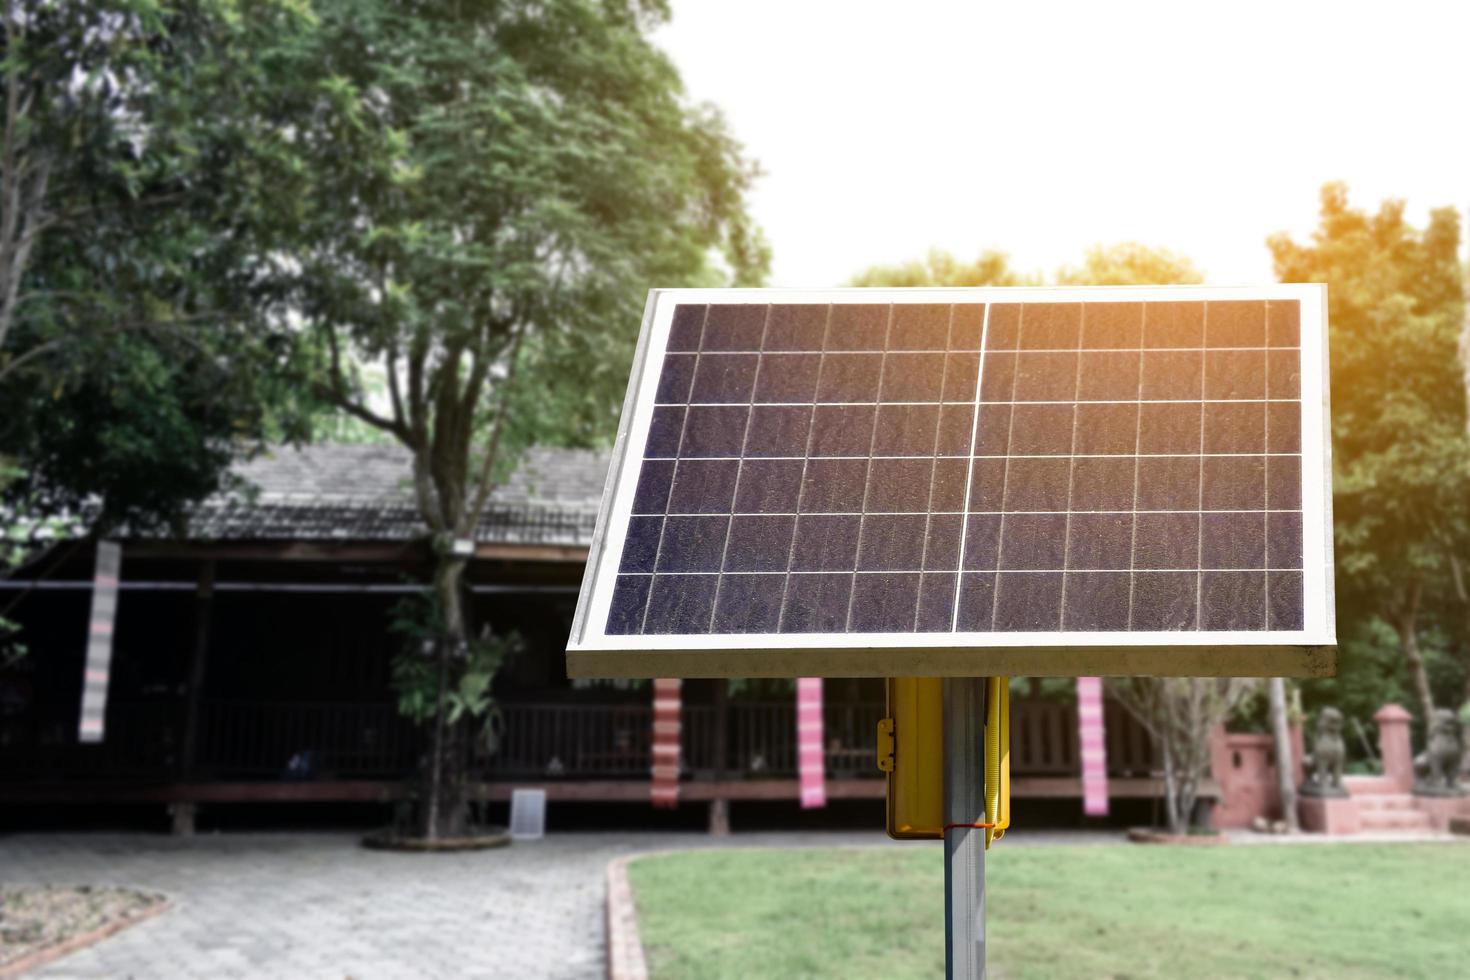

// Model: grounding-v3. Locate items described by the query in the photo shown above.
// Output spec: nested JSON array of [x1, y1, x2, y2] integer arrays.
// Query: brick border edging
[[0, 895, 171, 979], [606, 855, 649, 980]]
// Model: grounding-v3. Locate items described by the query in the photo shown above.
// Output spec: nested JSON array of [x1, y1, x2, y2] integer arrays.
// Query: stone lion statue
[[1414, 709, 1465, 796], [1300, 706, 1347, 797]]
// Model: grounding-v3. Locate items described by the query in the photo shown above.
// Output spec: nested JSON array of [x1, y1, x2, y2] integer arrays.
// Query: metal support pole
[[944, 676, 986, 980]]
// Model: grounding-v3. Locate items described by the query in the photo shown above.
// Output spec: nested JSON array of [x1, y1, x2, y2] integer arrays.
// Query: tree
[[850, 248, 1031, 287], [850, 241, 1201, 290], [1269, 183, 1469, 727], [1110, 677, 1256, 834], [1, 1, 316, 671], [1267, 676, 1298, 831], [1055, 242, 1203, 286], [0, 0, 313, 536], [249, 0, 767, 839]]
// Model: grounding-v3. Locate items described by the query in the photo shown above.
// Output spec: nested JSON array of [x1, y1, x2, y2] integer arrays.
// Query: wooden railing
[[198, 700, 419, 779], [1005, 699, 1159, 776], [0, 700, 180, 779], [1, 695, 1159, 783]]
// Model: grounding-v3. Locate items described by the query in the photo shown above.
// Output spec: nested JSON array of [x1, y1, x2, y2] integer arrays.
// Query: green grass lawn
[[628, 843, 1470, 979]]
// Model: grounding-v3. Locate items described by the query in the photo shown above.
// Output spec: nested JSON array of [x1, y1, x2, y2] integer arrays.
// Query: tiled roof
[[183, 444, 608, 546]]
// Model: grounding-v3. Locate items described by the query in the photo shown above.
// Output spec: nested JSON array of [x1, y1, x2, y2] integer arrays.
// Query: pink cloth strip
[[77, 541, 121, 744], [797, 678, 826, 809], [650, 679, 682, 808], [1077, 676, 1109, 817]]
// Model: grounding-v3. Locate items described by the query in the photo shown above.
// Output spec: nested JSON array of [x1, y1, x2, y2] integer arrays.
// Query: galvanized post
[[944, 676, 986, 980]]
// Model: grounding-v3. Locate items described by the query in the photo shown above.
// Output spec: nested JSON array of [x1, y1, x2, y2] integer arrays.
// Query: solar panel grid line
[[637, 303, 707, 635], [653, 509, 1303, 515], [913, 305, 959, 632], [615, 566, 1308, 575], [670, 399, 1302, 408], [950, 303, 990, 632], [1056, 303, 1093, 631], [1194, 304, 1209, 629], [653, 346, 1304, 356], [1263, 301, 1274, 630], [840, 304, 892, 633], [1125, 305, 1148, 630], [984, 306, 1029, 631], [705, 303, 773, 635], [649, 514, 1305, 520], [643, 453, 1303, 464], [776, 303, 834, 635]]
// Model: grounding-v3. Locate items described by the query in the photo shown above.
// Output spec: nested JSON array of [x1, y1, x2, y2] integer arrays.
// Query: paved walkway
[[3, 830, 940, 979], [5, 832, 659, 979]]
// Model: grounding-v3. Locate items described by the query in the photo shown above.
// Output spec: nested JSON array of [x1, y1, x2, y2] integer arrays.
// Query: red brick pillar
[[1375, 704, 1414, 791]]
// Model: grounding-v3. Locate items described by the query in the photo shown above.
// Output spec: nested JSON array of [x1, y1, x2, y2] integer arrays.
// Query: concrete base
[[1411, 795, 1470, 832], [1343, 775, 1406, 795], [707, 799, 730, 836], [1298, 795, 1361, 835], [169, 802, 197, 836]]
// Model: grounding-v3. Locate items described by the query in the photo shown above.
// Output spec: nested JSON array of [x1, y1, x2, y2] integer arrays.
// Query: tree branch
[[386, 342, 409, 443], [319, 324, 409, 440], [0, 310, 223, 385], [461, 321, 527, 537]]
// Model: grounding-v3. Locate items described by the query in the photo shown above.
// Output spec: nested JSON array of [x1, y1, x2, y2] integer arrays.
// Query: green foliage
[[849, 248, 1031, 287], [723, 678, 795, 698], [0, 469, 77, 665], [388, 591, 520, 749], [851, 241, 1201, 289], [1055, 241, 1203, 286], [246, 0, 768, 477], [0, 0, 318, 533], [1270, 183, 1470, 722], [1271, 185, 1467, 598], [1305, 617, 1417, 740]]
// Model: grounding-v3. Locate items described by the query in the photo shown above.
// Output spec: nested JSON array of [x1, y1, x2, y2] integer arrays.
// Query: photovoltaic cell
[[605, 296, 1310, 637]]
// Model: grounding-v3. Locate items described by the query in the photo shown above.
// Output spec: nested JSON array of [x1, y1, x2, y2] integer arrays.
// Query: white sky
[[656, 0, 1470, 287]]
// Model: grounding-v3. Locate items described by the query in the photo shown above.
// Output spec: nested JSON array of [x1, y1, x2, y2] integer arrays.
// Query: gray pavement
[[5, 831, 657, 979], [2, 829, 939, 979]]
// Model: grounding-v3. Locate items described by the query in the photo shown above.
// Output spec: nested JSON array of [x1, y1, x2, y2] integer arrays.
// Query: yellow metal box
[[880, 676, 944, 839]]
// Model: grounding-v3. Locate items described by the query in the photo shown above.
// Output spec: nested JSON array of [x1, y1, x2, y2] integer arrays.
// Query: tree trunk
[[1160, 731, 1182, 835], [420, 553, 471, 840], [1268, 677, 1299, 831], [713, 680, 729, 780], [1175, 681, 1205, 833], [1445, 555, 1470, 706], [1396, 576, 1436, 725]]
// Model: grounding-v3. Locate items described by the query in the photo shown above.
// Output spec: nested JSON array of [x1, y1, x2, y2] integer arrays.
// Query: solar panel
[[567, 287, 1335, 679]]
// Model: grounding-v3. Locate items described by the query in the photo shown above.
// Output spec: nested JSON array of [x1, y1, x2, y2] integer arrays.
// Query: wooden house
[[0, 444, 1171, 831]]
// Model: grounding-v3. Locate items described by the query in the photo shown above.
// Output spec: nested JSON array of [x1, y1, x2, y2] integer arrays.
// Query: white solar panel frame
[[567, 285, 1334, 678]]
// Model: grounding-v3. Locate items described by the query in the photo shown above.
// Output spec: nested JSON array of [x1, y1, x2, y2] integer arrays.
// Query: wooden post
[[1267, 678, 1299, 831], [944, 677, 986, 980], [174, 560, 215, 835], [709, 680, 730, 835]]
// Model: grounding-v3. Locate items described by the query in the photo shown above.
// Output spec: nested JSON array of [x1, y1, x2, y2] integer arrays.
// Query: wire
[[983, 676, 1004, 848]]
